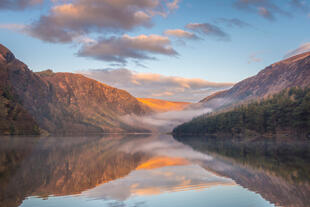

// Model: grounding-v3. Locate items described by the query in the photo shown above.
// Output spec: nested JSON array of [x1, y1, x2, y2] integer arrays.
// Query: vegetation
[[175, 136, 310, 183], [173, 87, 310, 137]]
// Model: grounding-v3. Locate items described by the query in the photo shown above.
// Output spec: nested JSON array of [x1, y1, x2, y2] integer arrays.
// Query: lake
[[0, 135, 309, 207]]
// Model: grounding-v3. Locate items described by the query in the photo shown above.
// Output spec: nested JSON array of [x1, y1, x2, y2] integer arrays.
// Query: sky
[[0, 0, 310, 102]]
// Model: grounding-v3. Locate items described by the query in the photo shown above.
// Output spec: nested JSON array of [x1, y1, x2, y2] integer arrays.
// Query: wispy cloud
[[290, 0, 310, 12], [186, 23, 230, 41], [258, 7, 274, 20], [234, 0, 290, 21], [248, 53, 262, 64], [0, 0, 42, 11], [164, 29, 198, 40], [284, 42, 310, 58], [0, 23, 25, 31], [77, 68, 234, 102], [214, 18, 251, 28], [167, 0, 180, 10], [77, 34, 177, 64]]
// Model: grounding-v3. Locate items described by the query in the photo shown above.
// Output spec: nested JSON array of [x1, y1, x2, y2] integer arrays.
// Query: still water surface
[[0, 135, 309, 207]]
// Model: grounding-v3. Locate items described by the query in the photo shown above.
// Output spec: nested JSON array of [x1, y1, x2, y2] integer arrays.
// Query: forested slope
[[173, 87, 310, 137]]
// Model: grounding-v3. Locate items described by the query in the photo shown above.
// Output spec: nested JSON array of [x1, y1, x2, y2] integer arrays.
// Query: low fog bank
[[121, 107, 212, 133], [121, 95, 238, 133]]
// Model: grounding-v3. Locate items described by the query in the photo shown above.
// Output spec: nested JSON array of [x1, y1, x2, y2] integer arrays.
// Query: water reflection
[[83, 164, 235, 201], [175, 136, 310, 207], [0, 135, 308, 207]]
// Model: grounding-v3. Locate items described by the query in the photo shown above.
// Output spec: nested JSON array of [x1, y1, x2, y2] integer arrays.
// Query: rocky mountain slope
[[0, 44, 152, 135], [137, 98, 190, 113], [200, 52, 310, 110], [0, 45, 41, 135]]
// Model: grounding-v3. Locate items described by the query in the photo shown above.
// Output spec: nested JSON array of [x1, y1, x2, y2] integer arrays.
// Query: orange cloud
[[164, 29, 198, 39], [27, 0, 178, 43]]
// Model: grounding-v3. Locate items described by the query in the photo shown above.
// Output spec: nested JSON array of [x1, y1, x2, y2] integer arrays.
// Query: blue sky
[[0, 0, 309, 100]]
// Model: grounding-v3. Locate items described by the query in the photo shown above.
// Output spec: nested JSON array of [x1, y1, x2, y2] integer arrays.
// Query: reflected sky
[[1, 135, 308, 207], [83, 164, 235, 201]]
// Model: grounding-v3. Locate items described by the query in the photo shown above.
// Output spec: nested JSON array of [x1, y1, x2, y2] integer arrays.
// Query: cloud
[[0, 0, 42, 10], [186, 23, 230, 41], [290, 0, 309, 12], [234, 0, 290, 21], [215, 18, 251, 28], [167, 0, 180, 10], [164, 29, 198, 39], [248, 53, 262, 64], [77, 34, 177, 64], [284, 42, 310, 58], [77, 68, 234, 102], [0, 23, 25, 31], [26, 0, 179, 43], [258, 7, 274, 20]]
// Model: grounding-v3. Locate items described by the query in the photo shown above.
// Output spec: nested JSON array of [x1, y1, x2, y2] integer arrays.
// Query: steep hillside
[[36, 70, 151, 134], [199, 90, 228, 103], [0, 44, 151, 135], [200, 52, 310, 109], [0, 45, 40, 135], [137, 98, 190, 113]]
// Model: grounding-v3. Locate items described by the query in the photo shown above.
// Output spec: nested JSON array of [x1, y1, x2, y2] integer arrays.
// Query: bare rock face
[[201, 52, 310, 109], [0, 44, 151, 135]]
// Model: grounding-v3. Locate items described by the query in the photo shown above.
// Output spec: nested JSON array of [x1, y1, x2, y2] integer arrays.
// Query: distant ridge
[[137, 98, 190, 113]]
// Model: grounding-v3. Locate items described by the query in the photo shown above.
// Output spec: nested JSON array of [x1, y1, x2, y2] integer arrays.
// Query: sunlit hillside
[[138, 98, 191, 113]]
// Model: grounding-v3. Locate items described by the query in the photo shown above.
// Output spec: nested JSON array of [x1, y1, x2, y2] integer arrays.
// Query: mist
[[121, 106, 212, 133], [121, 94, 239, 133]]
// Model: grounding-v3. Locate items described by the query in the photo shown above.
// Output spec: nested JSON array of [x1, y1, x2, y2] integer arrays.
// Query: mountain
[[0, 44, 152, 135], [199, 90, 228, 103], [137, 98, 190, 113], [174, 52, 310, 137], [200, 52, 310, 109], [0, 45, 40, 135]]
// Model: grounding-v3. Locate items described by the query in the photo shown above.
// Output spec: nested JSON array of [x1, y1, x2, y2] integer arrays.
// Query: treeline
[[173, 87, 310, 137]]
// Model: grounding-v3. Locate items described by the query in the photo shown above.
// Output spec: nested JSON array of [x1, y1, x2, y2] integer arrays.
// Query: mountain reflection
[[0, 136, 148, 207], [0, 135, 213, 207], [175, 136, 310, 207], [0, 135, 309, 207]]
